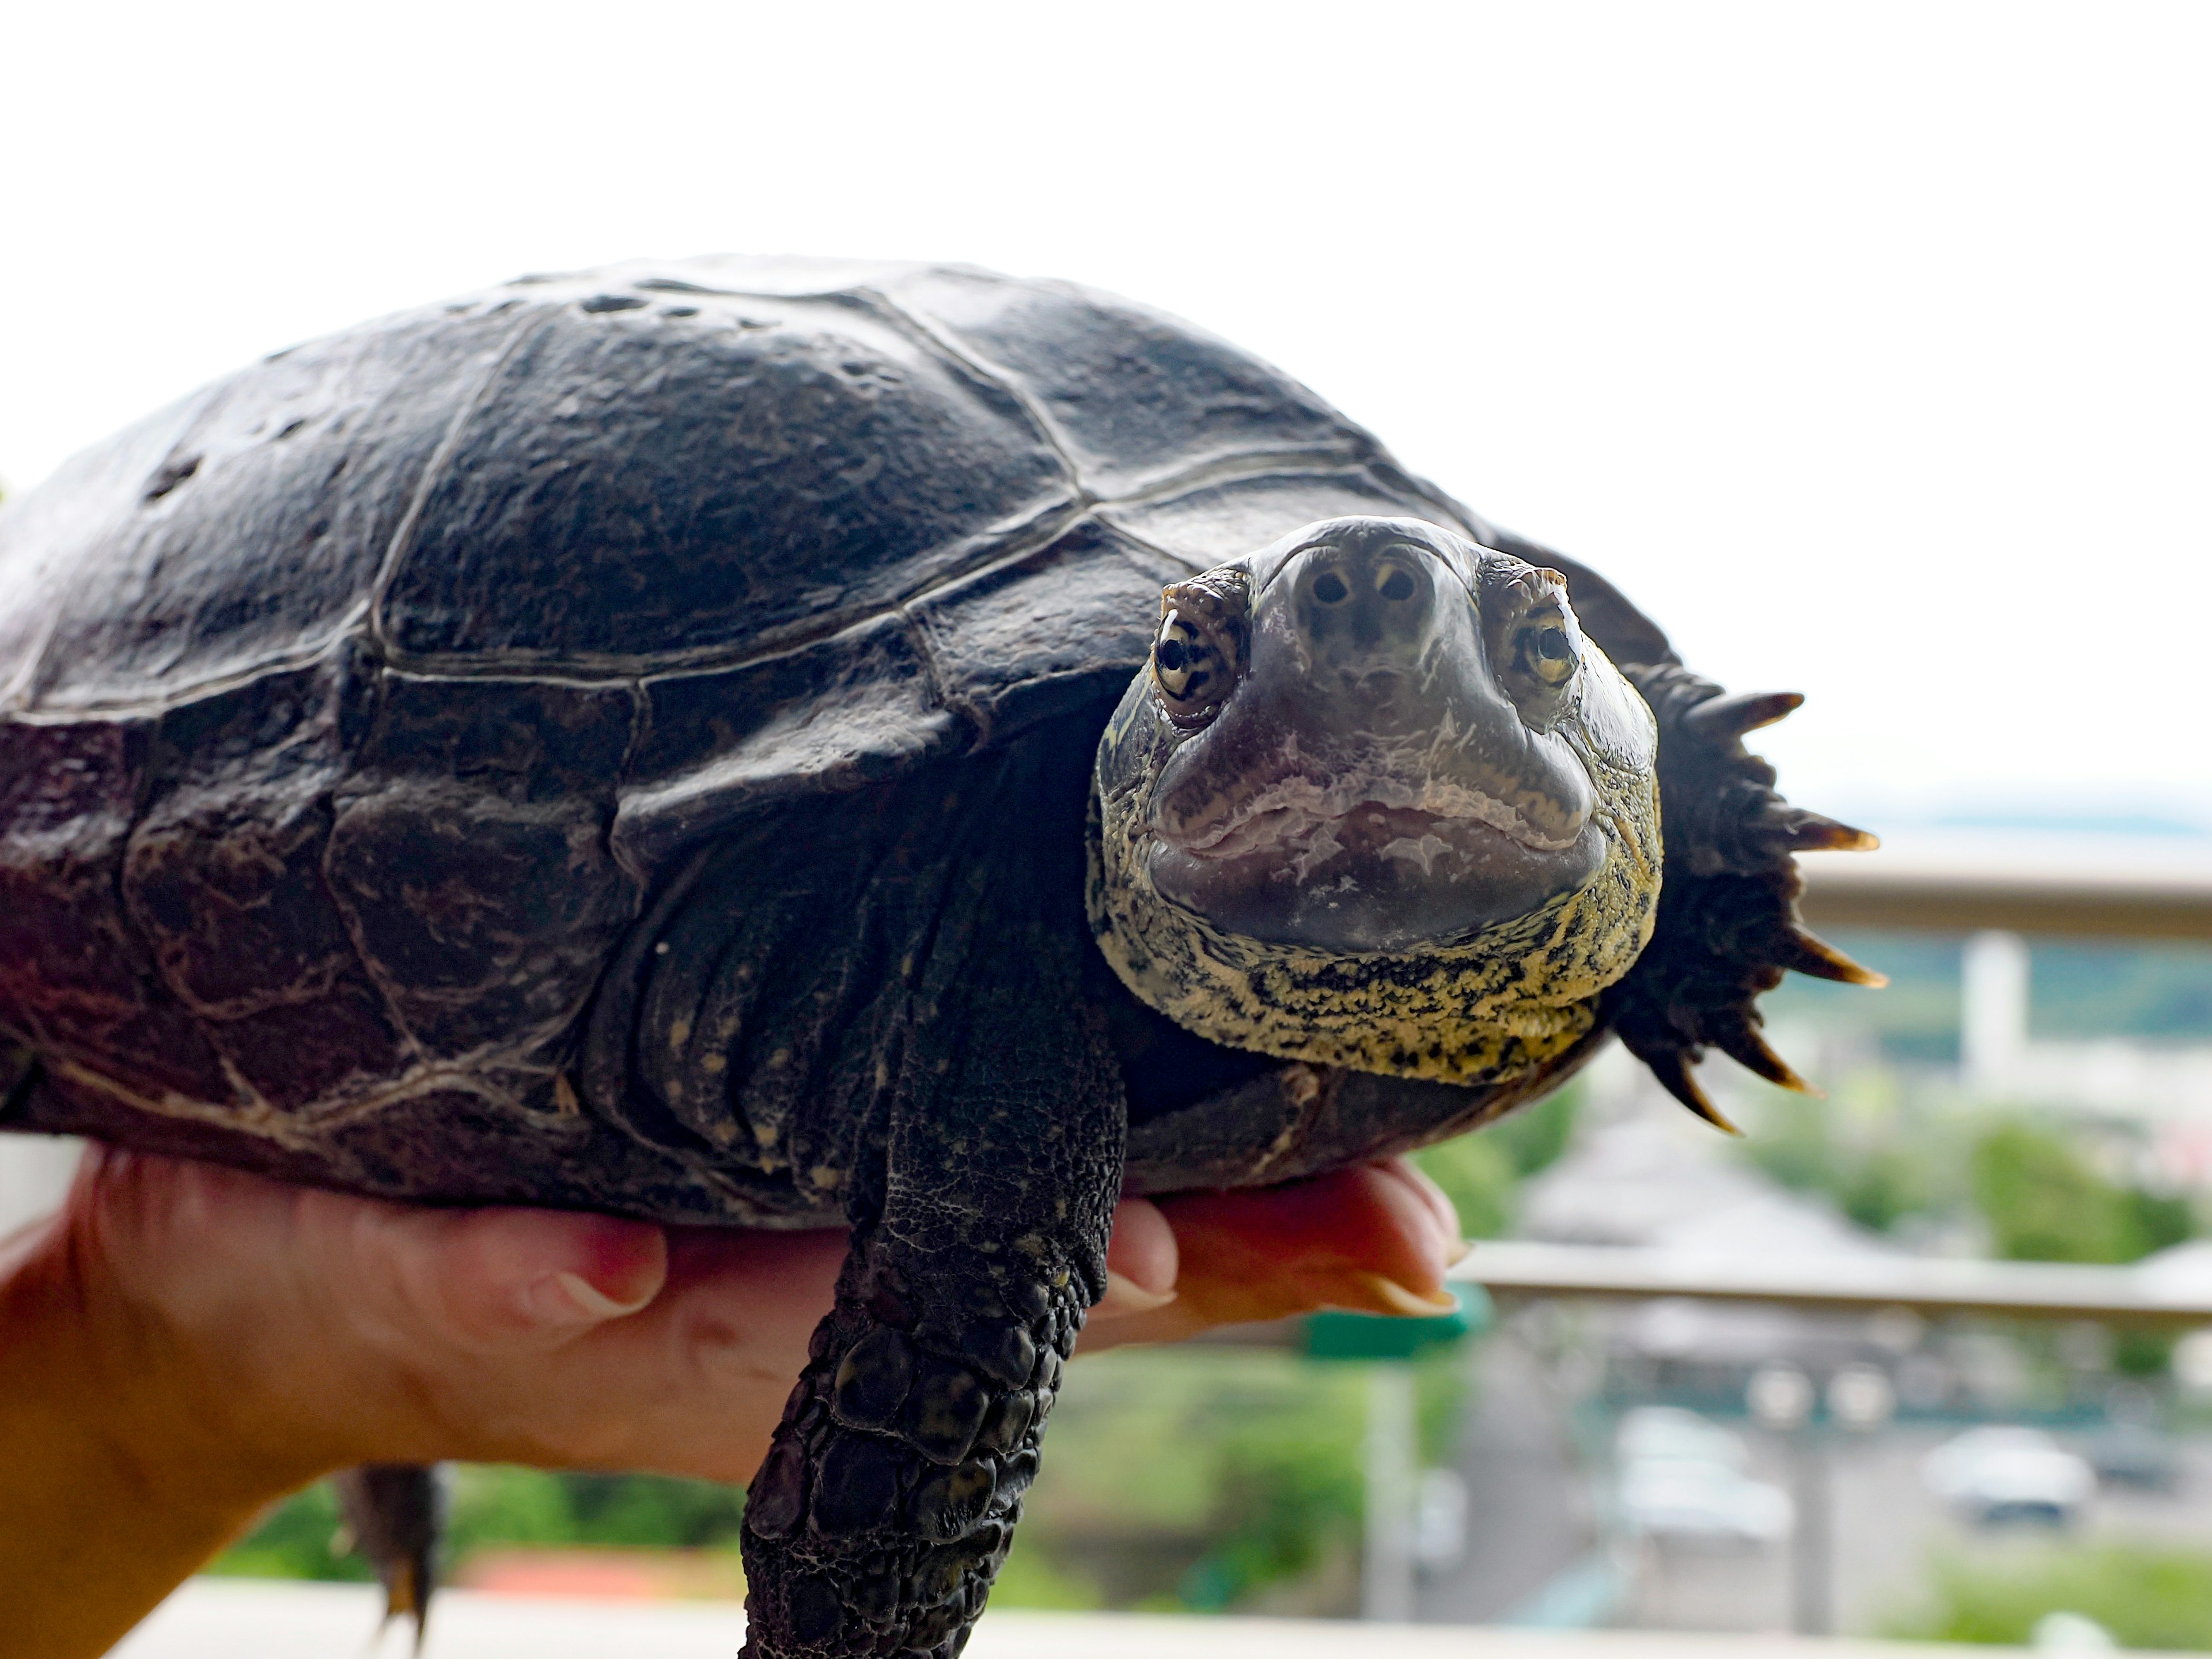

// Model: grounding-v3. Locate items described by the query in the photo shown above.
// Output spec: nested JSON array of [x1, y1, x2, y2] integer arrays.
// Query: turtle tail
[[333, 1461, 444, 1651], [1602, 665, 1885, 1130]]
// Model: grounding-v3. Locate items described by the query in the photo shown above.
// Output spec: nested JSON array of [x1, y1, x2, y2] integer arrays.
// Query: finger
[[1096, 1197, 1178, 1316], [1369, 1157, 1467, 1267], [1081, 1162, 1459, 1351], [444, 1225, 850, 1480], [1339, 1158, 1464, 1294], [347, 1200, 670, 1354]]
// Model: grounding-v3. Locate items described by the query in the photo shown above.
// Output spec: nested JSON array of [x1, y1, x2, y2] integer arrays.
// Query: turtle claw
[[1772, 809, 1880, 854], [1782, 927, 1888, 988], [1711, 1015, 1818, 1095], [1684, 689, 1804, 739], [1645, 1047, 1743, 1135]]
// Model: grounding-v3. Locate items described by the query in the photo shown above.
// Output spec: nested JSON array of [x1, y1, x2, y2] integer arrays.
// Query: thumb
[[338, 1199, 671, 1354]]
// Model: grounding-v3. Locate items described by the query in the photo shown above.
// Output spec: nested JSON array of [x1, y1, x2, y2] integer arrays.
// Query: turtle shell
[[4, 255, 1667, 1221]]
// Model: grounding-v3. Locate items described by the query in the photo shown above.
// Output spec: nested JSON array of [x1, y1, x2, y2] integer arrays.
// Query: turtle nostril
[[1377, 566, 1416, 603], [1312, 571, 1350, 605]]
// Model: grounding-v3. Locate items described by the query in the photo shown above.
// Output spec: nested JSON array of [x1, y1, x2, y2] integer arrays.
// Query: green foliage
[[1739, 1084, 1949, 1234], [1012, 1344, 1377, 1612], [1764, 929, 2212, 1060], [216, 1348, 1465, 1618], [1412, 1131, 1516, 1240], [1897, 1545, 2212, 1649], [1741, 1082, 2198, 1295], [1413, 1082, 1581, 1238], [211, 1468, 752, 1581], [990, 1532, 1108, 1609], [1176, 1397, 1365, 1610], [205, 1480, 369, 1583], [531, 1470, 750, 1548], [1483, 1083, 1582, 1177], [1971, 1121, 2177, 1266]]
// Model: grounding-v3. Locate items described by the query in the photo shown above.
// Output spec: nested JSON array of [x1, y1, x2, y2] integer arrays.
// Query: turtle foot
[[1604, 665, 1883, 1122], [739, 1239, 1084, 1659]]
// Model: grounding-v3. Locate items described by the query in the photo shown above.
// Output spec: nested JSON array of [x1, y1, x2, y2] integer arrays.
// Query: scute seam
[[364, 308, 551, 658]]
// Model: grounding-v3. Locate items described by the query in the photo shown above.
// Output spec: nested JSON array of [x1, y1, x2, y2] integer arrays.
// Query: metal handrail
[[1796, 836, 2212, 941], [1450, 1239, 2212, 1325]]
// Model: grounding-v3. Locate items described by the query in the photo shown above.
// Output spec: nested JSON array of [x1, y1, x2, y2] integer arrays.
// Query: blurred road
[[1416, 1336, 1594, 1624], [1626, 1423, 2212, 1636]]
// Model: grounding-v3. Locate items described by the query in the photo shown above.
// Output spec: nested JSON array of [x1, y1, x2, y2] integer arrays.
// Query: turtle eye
[[1480, 561, 1585, 728], [1150, 571, 1251, 727], [1153, 613, 1221, 713], [1522, 620, 1578, 686]]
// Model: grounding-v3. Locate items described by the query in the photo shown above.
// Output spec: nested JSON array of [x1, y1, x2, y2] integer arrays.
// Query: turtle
[[0, 255, 1878, 1657]]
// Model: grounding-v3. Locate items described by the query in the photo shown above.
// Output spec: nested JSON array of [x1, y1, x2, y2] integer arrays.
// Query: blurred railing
[[1796, 834, 2212, 941], [1455, 1238, 2212, 1325]]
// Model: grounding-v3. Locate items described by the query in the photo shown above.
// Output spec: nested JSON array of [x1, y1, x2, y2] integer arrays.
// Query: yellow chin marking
[[1088, 784, 1661, 1088]]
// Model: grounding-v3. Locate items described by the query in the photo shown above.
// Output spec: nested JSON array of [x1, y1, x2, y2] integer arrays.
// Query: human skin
[[0, 1148, 1462, 1659]]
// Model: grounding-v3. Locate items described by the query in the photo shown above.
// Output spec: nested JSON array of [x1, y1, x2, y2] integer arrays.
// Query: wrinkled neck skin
[[1088, 516, 1663, 1086]]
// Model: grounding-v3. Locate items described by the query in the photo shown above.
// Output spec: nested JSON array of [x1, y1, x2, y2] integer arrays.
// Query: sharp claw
[[1783, 927, 1888, 987], [382, 1560, 429, 1654], [1713, 1018, 1819, 1095], [1643, 1046, 1743, 1134], [1684, 690, 1804, 740], [1772, 809, 1881, 854]]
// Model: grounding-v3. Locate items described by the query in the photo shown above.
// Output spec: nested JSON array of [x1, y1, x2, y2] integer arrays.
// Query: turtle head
[[1089, 516, 1663, 1085]]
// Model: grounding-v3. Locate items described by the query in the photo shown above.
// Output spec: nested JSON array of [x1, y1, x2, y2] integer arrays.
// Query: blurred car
[[1617, 1455, 1794, 1546], [1923, 1426, 2095, 1526], [2085, 1422, 2181, 1493], [1613, 1407, 1790, 1547]]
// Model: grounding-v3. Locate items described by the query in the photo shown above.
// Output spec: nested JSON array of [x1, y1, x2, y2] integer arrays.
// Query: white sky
[[2, 2, 2207, 831]]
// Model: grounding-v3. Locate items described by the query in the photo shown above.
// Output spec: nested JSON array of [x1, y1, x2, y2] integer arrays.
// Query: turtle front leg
[[738, 872, 1124, 1659]]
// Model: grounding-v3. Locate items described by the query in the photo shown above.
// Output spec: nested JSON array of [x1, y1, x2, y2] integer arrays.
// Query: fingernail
[[1096, 1270, 1178, 1317], [1446, 1237, 1474, 1266], [524, 1270, 654, 1325], [1353, 1272, 1460, 1318]]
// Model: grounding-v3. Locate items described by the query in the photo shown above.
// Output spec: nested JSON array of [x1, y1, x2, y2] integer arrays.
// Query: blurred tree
[[1899, 1545, 2212, 1649], [1412, 1083, 1581, 1239], [214, 1467, 752, 1581], [1740, 1092, 1948, 1234], [205, 1479, 368, 1584], [1971, 1120, 2169, 1265]]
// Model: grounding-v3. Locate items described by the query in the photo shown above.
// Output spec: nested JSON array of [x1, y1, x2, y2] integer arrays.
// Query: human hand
[[0, 1145, 1462, 1657], [27, 1146, 1462, 1486]]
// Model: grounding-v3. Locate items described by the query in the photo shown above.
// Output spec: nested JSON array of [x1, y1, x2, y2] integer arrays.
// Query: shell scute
[[907, 518, 1180, 748], [376, 290, 1073, 669], [0, 717, 237, 1105], [888, 268, 1358, 497], [325, 781, 636, 1062], [2, 312, 502, 714], [123, 659, 369, 1022], [617, 614, 961, 874]]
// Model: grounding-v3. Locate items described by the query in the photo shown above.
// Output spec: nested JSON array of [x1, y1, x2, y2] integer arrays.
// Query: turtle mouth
[[1145, 785, 1604, 955], [1175, 782, 1584, 866]]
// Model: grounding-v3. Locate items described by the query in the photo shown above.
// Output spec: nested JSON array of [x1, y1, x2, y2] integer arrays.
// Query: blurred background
[[6, 1, 2211, 1650]]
